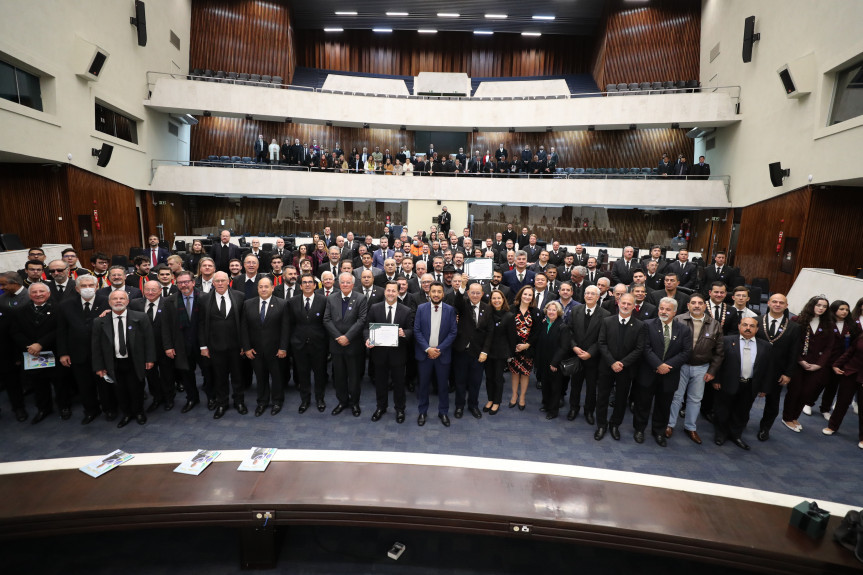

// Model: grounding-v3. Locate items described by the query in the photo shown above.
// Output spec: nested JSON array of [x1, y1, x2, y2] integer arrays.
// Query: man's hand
[[60, 355, 72, 367], [703, 373, 714, 383], [336, 335, 349, 347], [713, 383, 721, 391], [611, 361, 624, 373], [656, 363, 672, 375], [145, 362, 154, 370], [244, 349, 256, 359], [276, 349, 286, 358], [165, 349, 176, 359], [96, 370, 107, 378], [778, 375, 790, 386], [200, 348, 210, 358], [427, 348, 441, 359], [27, 343, 43, 357], [834, 366, 845, 375]]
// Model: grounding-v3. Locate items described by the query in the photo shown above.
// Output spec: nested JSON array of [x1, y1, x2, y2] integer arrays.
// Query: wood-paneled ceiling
[[289, 0, 605, 36]]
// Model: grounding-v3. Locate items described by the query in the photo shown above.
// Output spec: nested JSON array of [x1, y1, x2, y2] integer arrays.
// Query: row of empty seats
[[606, 80, 699, 94], [190, 69, 284, 87]]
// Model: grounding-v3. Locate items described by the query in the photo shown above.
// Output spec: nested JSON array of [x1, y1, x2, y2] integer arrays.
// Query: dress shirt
[[428, 304, 442, 349], [200, 278, 213, 293], [217, 292, 231, 316], [739, 336, 757, 378], [618, 314, 631, 326], [113, 311, 128, 358], [80, 297, 95, 311], [260, 297, 271, 320]]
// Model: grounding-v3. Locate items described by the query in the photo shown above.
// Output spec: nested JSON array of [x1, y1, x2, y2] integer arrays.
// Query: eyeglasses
[[48, 269, 66, 274], [176, 280, 193, 285]]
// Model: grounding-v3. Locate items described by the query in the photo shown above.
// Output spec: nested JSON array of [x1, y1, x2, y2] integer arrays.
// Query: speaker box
[[92, 144, 114, 168], [777, 53, 815, 99], [742, 16, 760, 64], [768, 162, 789, 187], [74, 36, 109, 81], [130, 1, 147, 47]]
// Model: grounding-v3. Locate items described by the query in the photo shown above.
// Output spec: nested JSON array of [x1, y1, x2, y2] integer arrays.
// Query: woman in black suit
[[509, 285, 542, 410], [536, 301, 570, 419], [484, 290, 515, 415]]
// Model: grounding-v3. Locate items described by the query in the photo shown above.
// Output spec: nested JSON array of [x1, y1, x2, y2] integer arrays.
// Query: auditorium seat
[[203, 69, 213, 81], [214, 71, 226, 82], [0, 233, 24, 251], [226, 72, 238, 83], [250, 74, 261, 84], [191, 68, 202, 80], [261, 75, 272, 86], [662, 81, 675, 94], [574, 168, 584, 175], [686, 79, 700, 93], [174, 240, 186, 252], [262, 243, 273, 252], [639, 82, 651, 92], [129, 247, 146, 261], [628, 83, 640, 93], [207, 155, 218, 163], [641, 168, 652, 177], [651, 81, 663, 92], [230, 156, 241, 164], [751, 277, 770, 302], [272, 76, 283, 85], [238, 73, 250, 85], [675, 80, 687, 92], [219, 156, 230, 165]]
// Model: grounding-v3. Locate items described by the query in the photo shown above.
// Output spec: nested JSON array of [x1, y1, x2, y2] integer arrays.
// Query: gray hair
[[515, 250, 527, 259], [76, 274, 97, 287], [584, 285, 600, 296], [574, 266, 588, 276], [544, 300, 564, 317], [596, 277, 610, 287], [659, 296, 679, 312]]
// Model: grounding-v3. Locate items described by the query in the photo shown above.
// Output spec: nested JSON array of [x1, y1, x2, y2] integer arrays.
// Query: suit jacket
[[413, 301, 458, 363], [254, 138, 266, 154], [160, 290, 204, 370], [644, 272, 665, 292], [354, 266, 385, 287], [584, 269, 604, 286], [145, 246, 170, 265], [610, 258, 640, 285], [364, 301, 414, 364], [502, 269, 535, 301], [568, 305, 610, 361], [657, 160, 674, 176], [481, 283, 511, 305], [11, 301, 59, 358], [523, 244, 541, 262], [639, 318, 692, 391], [91, 310, 156, 382], [598, 315, 645, 371], [46, 280, 79, 303], [274, 283, 300, 300], [97, 285, 143, 301], [571, 251, 590, 267], [452, 293, 494, 358], [209, 242, 242, 273], [323, 290, 368, 354], [359, 285, 385, 307], [665, 261, 697, 289], [248, 250, 272, 273], [690, 162, 711, 178], [241, 296, 290, 356], [835, 336, 863, 383], [56, 295, 109, 364], [676, 313, 725, 374], [756, 316, 801, 383], [546, 250, 567, 267], [701, 266, 740, 293], [535, 318, 569, 370], [237, 273, 265, 300], [438, 211, 452, 231], [287, 292, 328, 352], [631, 301, 658, 321], [641, 256, 669, 274], [372, 249, 395, 270], [196, 289, 245, 353], [718, 335, 771, 395], [648, 289, 690, 309]]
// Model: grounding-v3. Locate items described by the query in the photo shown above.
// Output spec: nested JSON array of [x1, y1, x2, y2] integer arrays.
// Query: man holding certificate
[[364, 282, 414, 424]]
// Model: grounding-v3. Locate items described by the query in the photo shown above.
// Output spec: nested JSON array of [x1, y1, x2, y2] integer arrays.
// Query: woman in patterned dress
[[508, 285, 542, 410]]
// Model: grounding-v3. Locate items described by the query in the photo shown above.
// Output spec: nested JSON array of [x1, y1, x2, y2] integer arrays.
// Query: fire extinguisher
[[386, 215, 391, 226], [776, 230, 783, 253], [94, 209, 101, 231]]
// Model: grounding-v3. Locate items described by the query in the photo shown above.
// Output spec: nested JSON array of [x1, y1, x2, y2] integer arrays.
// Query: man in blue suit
[[501, 250, 535, 302], [413, 282, 458, 427], [146, 235, 170, 267], [372, 236, 395, 270]]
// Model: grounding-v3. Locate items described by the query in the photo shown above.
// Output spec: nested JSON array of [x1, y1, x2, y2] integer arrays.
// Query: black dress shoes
[[609, 425, 621, 441], [181, 400, 198, 414], [396, 410, 405, 424], [567, 409, 577, 421], [331, 403, 345, 416], [371, 409, 385, 422], [60, 408, 72, 420], [176, 382, 185, 393], [31, 410, 52, 425], [757, 429, 770, 442], [81, 413, 99, 425], [634, 430, 645, 444], [164, 401, 174, 411], [207, 398, 217, 411], [136, 413, 147, 425], [104, 411, 117, 422], [213, 406, 227, 419], [316, 400, 326, 412], [417, 413, 427, 426], [454, 407, 464, 419], [540, 406, 547, 413], [234, 403, 248, 415], [271, 404, 282, 416], [482, 405, 491, 413], [594, 426, 607, 440], [714, 435, 726, 446], [469, 407, 482, 419], [654, 434, 667, 447], [351, 404, 361, 417], [439, 413, 451, 427], [298, 401, 309, 414], [585, 411, 595, 425], [14, 408, 28, 422], [703, 411, 716, 424], [146, 400, 163, 413], [254, 404, 267, 417], [732, 437, 751, 451], [117, 416, 133, 428], [545, 412, 558, 420]]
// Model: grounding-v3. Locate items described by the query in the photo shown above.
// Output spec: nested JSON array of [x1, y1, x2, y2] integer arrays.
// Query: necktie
[[434, 304, 439, 312], [325, 289, 330, 297], [742, 340, 752, 379], [163, 287, 170, 298], [365, 289, 371, 300], [57, 284, 64, 295], [260, 300, 267, 323], [436, 274, 441, 283], [621, 318, 626, 326], [715, 305, 720, 319], [387, 305, 394, 324], [717, 267, 722, 274], [342, 297, 349, 315], [305, 297, 311, 313], [635, 305, 640, 313], [152, 249, 157, 266], [117, 316, 127, 356], [769, 318, 777, 337], [518, 273, 523, 283], [147, 302, 154, 322], [219, 295, 226, 318], [626, 260, 630, 270], [472, 304, 479, 325], [184, 296, 192, 318], [663, 324, 671, 358]]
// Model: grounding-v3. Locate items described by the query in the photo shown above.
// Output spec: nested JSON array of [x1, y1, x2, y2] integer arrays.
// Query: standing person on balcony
[[268, 139, 279, 164], [254, 134, 266, 164]]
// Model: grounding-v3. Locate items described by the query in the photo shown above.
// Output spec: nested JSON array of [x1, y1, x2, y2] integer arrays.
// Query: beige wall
[[407, 200, 468, 241], [0, 0, 192, 189], [700, 0, 863, 205]]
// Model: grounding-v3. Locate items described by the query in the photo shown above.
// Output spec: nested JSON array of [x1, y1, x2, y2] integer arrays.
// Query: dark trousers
[[417, 358, 450, 415], [0, 365, 24, 409], [454, 350, 483, 409], [819, 372, 842, 413], [210, 348, 244, 406], [569, 359, 599, 414], [758, 379, 785, 432], [826, 376, 863, 440], [180, 347, 211, 403], [715, 379, 756, 440], [331, 351, 361, 407], [596, 367, 633, 427], [540, 366, 563, 416], [25, 367, 66, 413], [114, 358, 144, 417], [700, 383, 716, 417], [144, 354, 175, 405], [293, 346, 328, 403], [252, 351, 283, 406], [784, 370, 829, 421], [484, 358, 506, 405], [373, 359, 406, 411], [633, 377, 675, 436], [70, 362, 102, 415]]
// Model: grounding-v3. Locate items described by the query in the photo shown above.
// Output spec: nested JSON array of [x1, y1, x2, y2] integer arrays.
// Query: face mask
[[80, 287, 96, 299]]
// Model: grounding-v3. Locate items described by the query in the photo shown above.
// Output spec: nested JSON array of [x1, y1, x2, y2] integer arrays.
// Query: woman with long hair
[[311, 240, 328, 276], [292, 243, 310, 269], [823, 330, 863, 449], [185, 239, 205, 272], [484, 290, 515, 415], [782, 296, 838, 432], [817, 300, 862, 418], [508, 285, 542, 410]]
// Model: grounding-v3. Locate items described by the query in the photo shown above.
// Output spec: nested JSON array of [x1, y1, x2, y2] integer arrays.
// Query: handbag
[[560, 356, 581, 377], [834, 509, 863, 563]]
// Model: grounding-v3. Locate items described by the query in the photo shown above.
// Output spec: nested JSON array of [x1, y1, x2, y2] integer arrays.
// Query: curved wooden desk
[[0, 460, 858, 573]]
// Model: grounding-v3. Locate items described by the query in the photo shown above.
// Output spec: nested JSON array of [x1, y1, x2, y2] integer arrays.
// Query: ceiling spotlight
[[335, 11, 357, 16], [386, 11, 408, 16], [474, 30, 493, 35], [587, 125, 595, 131], [324, 28, 343, 32], [363, 123, 369, 129], [203, 110, 211, 117], [485, 14, 507, 19], [472, 127, 478, 133], [437, 12, 460, 18], [508, 127, 515, 133], [533, 15, 556, 21], [521, 32, 542, 37], [325, 121, 333, 127], [629, 124, 637, 130], [399, 125, 406, 131], [285, 117, 292, 123], [373, 28, 392, 33], [418, 29, 437, 34], [671, 122, 680, 129], [546, 127, 553, 133], [245, 114, 253, 120]]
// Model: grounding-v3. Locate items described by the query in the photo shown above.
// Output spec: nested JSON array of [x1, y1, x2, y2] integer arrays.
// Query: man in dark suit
[[357, 269, 385, 307], [91, 290, 156, 428], [237, 253, 265, 300], [502, 251, 535, 302], [321, 226, 337, 248], [690, 155, 710, 179], [481, 270, 512, 304], [595, 293, 645, 440], [452, 282, 493, 419], [57, 274, 111, 424], [566, 285, 610, 423], [630, 283, 658, 321], [571, 245, 590, 268], [673, 155, 690, 177], [364, 281, 414, 423], [494, 144, 507, 162], [253, 134, 267, 163], [128, 280, 175, 414], [317, 246, 343, 279], [610, 246, 640, 286], [665, 249, 697, 289], [98, 266, 143, 301], [198, 272, 247, 418], [0, 273, 30, 421], [45, 260, 78, 303], [126, 256, 158, 292], [209, 230, 242, 274], [714, 317, 772, 449], [754, 293, 801, 441], [648, 272, 690, 309], [657, 153, 674, 176], [640, 246, 668, 273], [241, 276, 290, 416], [288, 273, 329, 413], [146, 234, 170, 267], [633, 298, 692, 446], [414, 282, 458, 427], [643, 260, 666, 291], [584, 257, 602, 285], [324, 272, 368, 416], [438, 206, 452, 237], [701, 251, 738, 295], [162, 271, 211, 413], [522, 235, 541, 262]]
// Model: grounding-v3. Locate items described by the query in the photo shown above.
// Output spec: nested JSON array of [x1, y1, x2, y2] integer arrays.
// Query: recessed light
[[324, 28, 343, 32], [418, 29, 437, 34], [533, 15, 555, 21], [521, 32, 542, 36], [335, 11, 357, 16], [386, 11, 408, 16], [437, 12, 460, 18], [372, 28, 392, 33], [474, 30, 493, 35], [485, 14, 507, 19]]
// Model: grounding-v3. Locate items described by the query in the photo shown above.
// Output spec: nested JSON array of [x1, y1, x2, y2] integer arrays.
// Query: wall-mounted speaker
[[92, 144, 114, 168], [130, 1, 148, 47], [74, 36, 110, 81], [742, 16, 760, 64], [777, 53, 815, 99], [768, 162, 789, 187]]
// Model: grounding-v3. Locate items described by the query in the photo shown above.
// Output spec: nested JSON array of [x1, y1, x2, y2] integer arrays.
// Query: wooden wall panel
[[592, 0, 700, 89], [190, 0, 296, 83], [689, 209, 732, 256], [295, 30, 593, 77], [797, 187, 863, 279]]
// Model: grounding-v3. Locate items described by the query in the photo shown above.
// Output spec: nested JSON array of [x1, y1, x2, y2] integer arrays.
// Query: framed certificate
[[369, 323, 399, 347], [464, 258, 493, 280]]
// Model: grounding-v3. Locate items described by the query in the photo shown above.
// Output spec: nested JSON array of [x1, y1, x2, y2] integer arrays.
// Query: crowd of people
[[1, 223, 860, 453]]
